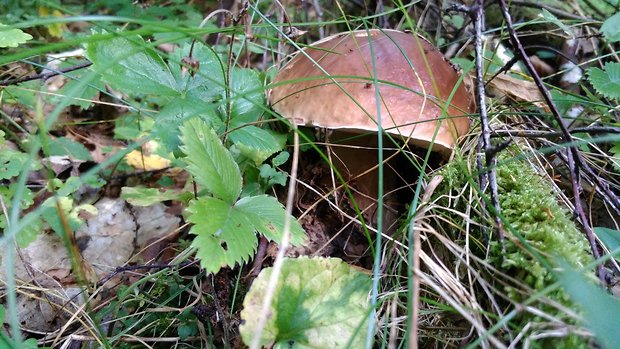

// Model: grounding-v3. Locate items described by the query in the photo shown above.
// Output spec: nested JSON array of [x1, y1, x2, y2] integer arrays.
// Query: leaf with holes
[[180, 118, 242, 204], [588, 62, 620, 100], [187, 196, 259, 274], [186, 195, 306, 274]]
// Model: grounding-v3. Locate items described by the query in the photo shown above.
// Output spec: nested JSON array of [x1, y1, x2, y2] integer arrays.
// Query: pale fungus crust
[[269, 29, 474, 155]]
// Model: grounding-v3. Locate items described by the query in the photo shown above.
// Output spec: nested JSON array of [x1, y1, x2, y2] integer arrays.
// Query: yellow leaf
[[125, 141, 171, 171], [38, 7, 67, 38], [125, 151, 171, 171]]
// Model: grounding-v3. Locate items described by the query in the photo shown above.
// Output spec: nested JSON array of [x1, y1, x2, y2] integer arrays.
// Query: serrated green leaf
[[588, 62, 620, 100], [121, 186, 192, 206], [156, 95, 222, 151], [229, 125, 286, 165], [47, 137, 93, 161], [0, 23, 33, 48], [169, 42, 226, 101], [0, 149, 30, 180], [85, 32, 179, 96], [229, 68, 265, 122], [180, 118, 242, 203], [240, 256, 371, 349], [187, 197, 259, 274], [235, 195, 305, 245], [601, 12, 620, 42], [557, 259, 620, 349]]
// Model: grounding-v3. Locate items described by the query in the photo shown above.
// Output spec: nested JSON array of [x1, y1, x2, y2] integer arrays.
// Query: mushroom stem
[[327, 132, 402, 234]]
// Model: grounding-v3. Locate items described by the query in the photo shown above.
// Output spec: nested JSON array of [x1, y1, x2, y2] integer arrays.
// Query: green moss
[[436, 153, 594, 348]]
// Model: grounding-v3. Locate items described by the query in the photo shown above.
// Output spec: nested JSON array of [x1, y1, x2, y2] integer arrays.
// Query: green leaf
[[556, 259, 620, 349], [229, 125, 286, 165], [54, 73, 105, 109], [156, 96, 222, 151], [0, 148, 30, 180], [610, 143, 620, 172], [240, 256, 372, 349], [0, 23, 33, 48], [121, 187, 192, 206], [41, 196, 96, 235], [15, 213, 43, 248], [235, 195, 306, 245], [177, 324, 197, 340], [47, 137, 93, 161], [594, 227, 620, 255], [260, 164, 288, 188], [539, 9, 573, 38], [169, 41, 226, 101], [186, 196, 259, 274], [272, 151, 290, 167], [187, 194, 305, 274], [229, 68, 265, 122], [601, 12, 620, 42], [588, 62, 620, 100], [85, 32, 179, 96], [180, 118, 242, 203]]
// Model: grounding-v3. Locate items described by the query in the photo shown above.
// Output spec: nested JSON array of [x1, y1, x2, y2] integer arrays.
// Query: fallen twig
[[0, 61, 92, 86], [473, 0, 506, 246]]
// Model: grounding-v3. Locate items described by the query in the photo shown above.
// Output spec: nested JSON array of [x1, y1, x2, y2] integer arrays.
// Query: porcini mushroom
[[269, 29, 473, 232]]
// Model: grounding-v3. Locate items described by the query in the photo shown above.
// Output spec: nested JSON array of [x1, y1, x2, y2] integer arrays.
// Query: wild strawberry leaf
[[229, 68, 265, 122], [156, 96, 222, 151], [187, 196, 259, 274], [85, 32, 179, 96], [168, 42, 226, 101], [588, 62, 620, 100], [234, 195, 306, 245], [240, 256, 371, 348], [180, 118, 241, 204], [187, 194, 305, 274], [229, 125, 286, 165], [601, 12, 620, 43]]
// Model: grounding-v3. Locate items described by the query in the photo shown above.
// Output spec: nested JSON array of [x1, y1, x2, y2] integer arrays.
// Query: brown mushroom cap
[[269, 29, 473, 153]]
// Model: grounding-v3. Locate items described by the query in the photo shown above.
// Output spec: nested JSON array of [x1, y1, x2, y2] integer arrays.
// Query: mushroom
[[269, 29, 473, 232]]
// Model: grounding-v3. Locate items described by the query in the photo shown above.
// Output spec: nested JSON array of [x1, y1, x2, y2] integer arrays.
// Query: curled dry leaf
[[486, 73, 549, 111]]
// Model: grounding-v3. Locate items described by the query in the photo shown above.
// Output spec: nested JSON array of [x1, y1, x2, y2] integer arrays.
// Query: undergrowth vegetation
[[1, 0, 620, 348]]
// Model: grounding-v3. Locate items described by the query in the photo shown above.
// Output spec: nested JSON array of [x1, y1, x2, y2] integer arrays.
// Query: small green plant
[[180, 118, 305, 273], [85, 30, 306, 273]]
